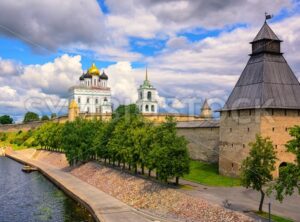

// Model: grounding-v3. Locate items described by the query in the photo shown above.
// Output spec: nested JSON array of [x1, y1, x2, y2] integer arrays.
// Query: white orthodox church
[[136, 69, 159, 114], [68, 63, 112, 114]]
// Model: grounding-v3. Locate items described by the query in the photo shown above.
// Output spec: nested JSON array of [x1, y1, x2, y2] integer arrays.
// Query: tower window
[[95, 98, 98, 104], [147, 91, 152, 100], [243, 144, 245, 148], [140, 92, 143, 99], [229, 128, 232, 133], [151, 105, 154, 112], [247, 128, 250, 132], [87, 98, 90, 104], [145, 105, 149, 111], [78, 97, 81, 104], [94, 79, 96, 86], [272, 127, 275, 132], [87, 107, 90, 113]]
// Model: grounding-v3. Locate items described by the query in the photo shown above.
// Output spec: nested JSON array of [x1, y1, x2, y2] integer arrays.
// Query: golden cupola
[[87, 63, 100, 75]]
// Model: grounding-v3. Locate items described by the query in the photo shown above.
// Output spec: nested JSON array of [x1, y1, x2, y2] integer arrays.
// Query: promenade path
[[5, 150, 164, 222], [180, 179, 300, 222]]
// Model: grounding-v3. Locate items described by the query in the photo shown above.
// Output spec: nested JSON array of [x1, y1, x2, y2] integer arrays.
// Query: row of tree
[[240, 127, 300, 212], [23, 112, 57, 123], [0, 112, 58, 125], [34, 105, 190, 184]]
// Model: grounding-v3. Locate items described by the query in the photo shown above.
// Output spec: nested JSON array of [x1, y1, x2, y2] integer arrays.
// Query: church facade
[[68, 63, 112, 116]]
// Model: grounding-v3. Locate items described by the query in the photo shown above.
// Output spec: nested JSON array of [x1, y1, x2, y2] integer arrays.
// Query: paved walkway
[[180, 179, 300, 221], [5, 151, 164, 222]]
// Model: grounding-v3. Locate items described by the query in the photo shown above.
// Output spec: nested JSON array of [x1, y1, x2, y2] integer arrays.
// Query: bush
[[0, 133, 8, 141]]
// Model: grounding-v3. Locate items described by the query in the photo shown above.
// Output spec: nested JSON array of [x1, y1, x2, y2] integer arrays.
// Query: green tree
[[273, 126, 300, 202], [112, 104, 140, 120], [240, 135, 277, 212], [61, 118, 101, 165], [51, 113, 57, 119], [35, 122, 62, 150], [23, 112, 39, 123], [152, 116, 190, 184], [0, 115, 13, 124], [41, 115, 50, 121]]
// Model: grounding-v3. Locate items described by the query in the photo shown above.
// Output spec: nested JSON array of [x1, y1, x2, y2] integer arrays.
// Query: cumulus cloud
[[105, 0, 292, 37], [0, 0, 106, 52]]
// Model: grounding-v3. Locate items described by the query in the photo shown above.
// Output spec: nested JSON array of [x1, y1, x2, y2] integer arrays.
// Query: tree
[[51, 113, 57, 119], [41, 115, 50, 121], [23, 112, 39, 123], [240, 134, 277, 212], [152, 116, 190, 184], [0, 115, 13, 124], [273, 126, 300, 202], [112, 104, 140, 120]]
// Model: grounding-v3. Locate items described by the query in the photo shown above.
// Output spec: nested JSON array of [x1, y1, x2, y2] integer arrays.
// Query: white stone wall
[[70, 88, 112, 114]]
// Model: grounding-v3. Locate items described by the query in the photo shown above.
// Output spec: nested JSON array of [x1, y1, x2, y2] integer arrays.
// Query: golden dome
[[87, 63, 100, 75]]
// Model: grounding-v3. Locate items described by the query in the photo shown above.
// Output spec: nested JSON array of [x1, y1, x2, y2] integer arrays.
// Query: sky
[[0, 0, 300, 122]]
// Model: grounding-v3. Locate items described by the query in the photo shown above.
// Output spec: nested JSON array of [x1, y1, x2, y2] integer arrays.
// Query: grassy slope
[[183, 160, 241, 187], [0, 131, 37, 150], [256, 211, 294, 222]]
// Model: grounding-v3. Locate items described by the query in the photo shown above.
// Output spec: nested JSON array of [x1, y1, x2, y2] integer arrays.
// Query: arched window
[[279, 162, 288, 176], [87, 98, 90, 104], [145, 105, 149, 111], [94, 79, 96, 86], [95, 98, 98, 104], [147, 91, 152, 100], [151, 105, 154, 112], [140, 92, 143, 99]]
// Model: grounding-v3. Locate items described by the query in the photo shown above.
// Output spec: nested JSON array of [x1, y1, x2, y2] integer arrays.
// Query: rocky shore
[[71, 162, 253, 222], [15, 149, 253, 222]]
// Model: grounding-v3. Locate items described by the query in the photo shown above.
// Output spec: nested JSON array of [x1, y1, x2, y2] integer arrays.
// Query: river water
[[0, 157, 95, 222]]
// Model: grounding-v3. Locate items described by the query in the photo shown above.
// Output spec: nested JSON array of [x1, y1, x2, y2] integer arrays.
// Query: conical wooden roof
[[223, 22, 300, 111]]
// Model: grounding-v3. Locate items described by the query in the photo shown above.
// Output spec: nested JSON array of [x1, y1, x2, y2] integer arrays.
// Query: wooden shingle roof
[[223, 23, 300, 111], [252, 22, 280, 42]]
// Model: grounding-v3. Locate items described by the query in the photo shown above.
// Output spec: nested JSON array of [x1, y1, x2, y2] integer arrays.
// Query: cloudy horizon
[[0, 0, 300, 122]]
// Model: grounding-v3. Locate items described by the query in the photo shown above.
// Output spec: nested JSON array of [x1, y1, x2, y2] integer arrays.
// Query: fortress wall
[[219, 109, 261, 177], [177, 126, 220, 163], [260, 109, 300, 177], [0, 121, 44, 132]]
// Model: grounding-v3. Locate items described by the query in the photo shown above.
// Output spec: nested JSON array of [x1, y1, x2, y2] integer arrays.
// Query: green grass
[[183, 160, 241, 187], [256, 211, 294, 222], [0, 131, 38, 150]]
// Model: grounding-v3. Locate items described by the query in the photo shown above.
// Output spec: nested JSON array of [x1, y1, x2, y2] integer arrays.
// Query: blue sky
[[0, 0, 300, 121]]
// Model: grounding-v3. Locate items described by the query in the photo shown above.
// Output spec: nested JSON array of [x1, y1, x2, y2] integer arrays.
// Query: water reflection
[[0, 157, 94, 222]]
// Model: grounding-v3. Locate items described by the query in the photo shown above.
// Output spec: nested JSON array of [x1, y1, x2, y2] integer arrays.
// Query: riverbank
[[5, 148, 155, 222], [6, 148, 253, 222]]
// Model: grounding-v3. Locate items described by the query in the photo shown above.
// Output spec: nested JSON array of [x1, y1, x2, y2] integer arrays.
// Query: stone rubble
[[71, 162, 254, 222]]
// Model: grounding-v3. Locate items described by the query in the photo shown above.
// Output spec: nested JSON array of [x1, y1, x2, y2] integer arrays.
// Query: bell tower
[[136, 68, 158, 114]]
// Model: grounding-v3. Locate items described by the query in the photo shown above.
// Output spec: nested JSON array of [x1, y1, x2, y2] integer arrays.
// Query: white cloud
[[0, 0, 106, 52], [171, 98, 185, 109]]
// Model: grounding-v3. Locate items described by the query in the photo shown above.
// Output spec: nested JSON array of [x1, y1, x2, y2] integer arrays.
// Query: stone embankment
[[6, 149, 253, 222]]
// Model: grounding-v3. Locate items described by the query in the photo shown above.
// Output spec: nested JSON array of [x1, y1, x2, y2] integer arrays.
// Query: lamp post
[[268, 195, 272, 222]]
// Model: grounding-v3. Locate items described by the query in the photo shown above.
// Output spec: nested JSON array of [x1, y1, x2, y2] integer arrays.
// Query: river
[[0, 157, 95, 222]]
